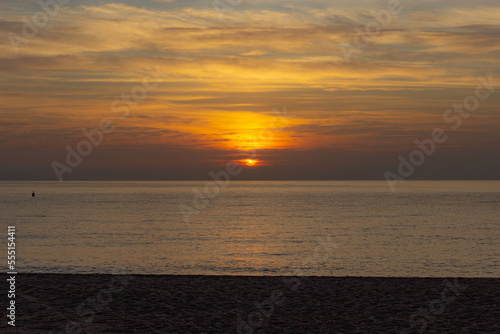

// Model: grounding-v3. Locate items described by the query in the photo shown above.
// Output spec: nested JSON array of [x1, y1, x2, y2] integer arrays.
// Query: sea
[[0, 181, 498, 277]]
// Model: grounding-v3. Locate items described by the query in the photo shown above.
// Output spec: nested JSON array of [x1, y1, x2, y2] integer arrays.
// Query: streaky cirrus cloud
[[0, 0, 499, 180]]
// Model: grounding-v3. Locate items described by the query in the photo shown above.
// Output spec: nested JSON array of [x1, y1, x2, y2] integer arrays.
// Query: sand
[[1, 274, 498, 333]]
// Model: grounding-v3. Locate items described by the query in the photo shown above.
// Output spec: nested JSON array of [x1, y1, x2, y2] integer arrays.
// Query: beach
[[1, 274, 498, 333]]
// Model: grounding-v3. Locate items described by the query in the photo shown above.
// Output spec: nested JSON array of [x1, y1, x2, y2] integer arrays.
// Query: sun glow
[[243, 159, 258, 166], [203, 111, 294, 151]]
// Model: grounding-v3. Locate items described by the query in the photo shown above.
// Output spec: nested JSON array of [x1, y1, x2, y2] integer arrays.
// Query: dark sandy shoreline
[[1, 274, 498, 333]]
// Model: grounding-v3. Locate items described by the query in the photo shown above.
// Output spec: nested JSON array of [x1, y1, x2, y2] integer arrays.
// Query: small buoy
[[32, 191, 35, 197]]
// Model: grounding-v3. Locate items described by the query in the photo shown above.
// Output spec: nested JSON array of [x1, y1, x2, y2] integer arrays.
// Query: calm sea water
[[0, 181, 498, 277]]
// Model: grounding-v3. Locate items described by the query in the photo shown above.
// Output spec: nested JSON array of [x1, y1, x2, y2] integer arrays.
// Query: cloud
[[1, 1, 499, 179]]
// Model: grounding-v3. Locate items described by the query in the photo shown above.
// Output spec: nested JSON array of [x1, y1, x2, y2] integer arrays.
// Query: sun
[[244, 159, 258, 166], [236, 158, 261, 167]]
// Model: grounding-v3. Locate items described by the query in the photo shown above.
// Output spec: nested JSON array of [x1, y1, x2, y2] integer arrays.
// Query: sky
[[0, 0, 499, 180]]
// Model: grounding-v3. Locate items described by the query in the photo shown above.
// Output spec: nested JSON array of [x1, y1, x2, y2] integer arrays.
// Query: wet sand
[[1, 274, 498, 333]]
